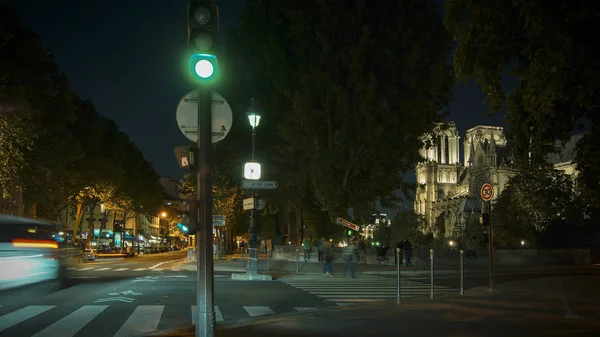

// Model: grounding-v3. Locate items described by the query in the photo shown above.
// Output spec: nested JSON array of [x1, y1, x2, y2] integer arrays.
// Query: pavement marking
[[192, 305, 224, 323], [133, 268, 146, 271], [76, 267, 94, 271], [114, 268, 129, 271], [171, 269, 182, 271], [0, 305, 55, 333], [148, 258, 185, 270], [93, 268, 112, 271], [243, 306, 275, 317], [31, 305, 107, 337], [294, 307, 316, 312], [113, 305, 165, 337], [152, 268, 164, 272], [281, 278, 456, 303]]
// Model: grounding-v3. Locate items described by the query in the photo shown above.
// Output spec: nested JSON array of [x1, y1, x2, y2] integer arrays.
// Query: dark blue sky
[[7, 0, 507, 181]]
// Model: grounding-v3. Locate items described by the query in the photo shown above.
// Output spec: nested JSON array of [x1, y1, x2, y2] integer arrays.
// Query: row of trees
[[0, 6, 164, 238]]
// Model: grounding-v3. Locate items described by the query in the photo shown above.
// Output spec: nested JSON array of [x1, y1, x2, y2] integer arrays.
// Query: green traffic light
[[189, 53, 218, 84], [194, 59, 214, 78]]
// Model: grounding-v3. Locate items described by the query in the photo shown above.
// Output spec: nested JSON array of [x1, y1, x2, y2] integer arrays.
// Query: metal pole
[[396, 248, 401, 304], [195, 87, 215, 337], [487, 200, 495, 290], [240, 248, 244, 268], [267, 248, 271, 271], [296, 248, 299, 273], [430, 248, 434, 299], [460, 249, 464, 295], [247, 125, 260, 274]]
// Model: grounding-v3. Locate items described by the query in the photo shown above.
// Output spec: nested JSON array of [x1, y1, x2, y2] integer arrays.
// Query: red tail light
[[12, 238, 59, 249]]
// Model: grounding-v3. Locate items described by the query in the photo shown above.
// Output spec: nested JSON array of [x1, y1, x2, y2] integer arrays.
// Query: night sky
[[6, 0, 507, 182]]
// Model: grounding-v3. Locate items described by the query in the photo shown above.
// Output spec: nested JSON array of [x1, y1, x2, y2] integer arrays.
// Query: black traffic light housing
[[187, 0, 220, 84]]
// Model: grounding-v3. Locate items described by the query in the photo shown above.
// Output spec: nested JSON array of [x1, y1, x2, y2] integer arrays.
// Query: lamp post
[[246, 98, 261, 274]]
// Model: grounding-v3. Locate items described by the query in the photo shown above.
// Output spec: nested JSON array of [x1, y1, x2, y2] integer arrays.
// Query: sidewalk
[[147, 274, 600, 337], [174, 257, 597, 279]]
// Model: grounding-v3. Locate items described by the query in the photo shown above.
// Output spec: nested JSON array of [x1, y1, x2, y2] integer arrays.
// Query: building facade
[[414, 122, 581, 238]]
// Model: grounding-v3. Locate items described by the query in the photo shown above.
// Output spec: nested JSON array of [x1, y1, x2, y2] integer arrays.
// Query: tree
[[391, 210, 433, 248], [444, 1, 600, 208], [492, 168, 583, 248], [232, 0, 453, 234], [460, 214, 487, 250]]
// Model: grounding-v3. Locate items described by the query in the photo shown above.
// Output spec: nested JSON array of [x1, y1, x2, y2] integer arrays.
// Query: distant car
[[0, 215, 69, 292]]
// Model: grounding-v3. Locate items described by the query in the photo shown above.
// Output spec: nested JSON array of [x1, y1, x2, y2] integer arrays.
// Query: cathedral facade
[[414, 122, 580, 238]]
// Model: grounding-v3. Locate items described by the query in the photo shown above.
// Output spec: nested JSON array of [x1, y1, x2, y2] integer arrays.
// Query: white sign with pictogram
[[481, 183, 494, 201]]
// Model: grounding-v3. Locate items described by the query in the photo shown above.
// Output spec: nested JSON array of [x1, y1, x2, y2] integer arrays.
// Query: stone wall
[[272, 245, 591, 266]]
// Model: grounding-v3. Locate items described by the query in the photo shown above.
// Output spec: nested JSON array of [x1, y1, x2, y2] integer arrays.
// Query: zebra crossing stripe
[[31, 305, 107, 337], [0, 305, 55, 333], [191, 305, 224, 323], [114, 268, 129, 271], [113, 305, 165, 337], [94, 268, 112, 272], [243, 306, 275, 317], [133, 268, 146, 271]]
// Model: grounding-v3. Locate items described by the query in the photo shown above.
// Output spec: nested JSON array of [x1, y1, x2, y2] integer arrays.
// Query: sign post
[[481, 183, 495, 290], [335, 217, 360, 231]]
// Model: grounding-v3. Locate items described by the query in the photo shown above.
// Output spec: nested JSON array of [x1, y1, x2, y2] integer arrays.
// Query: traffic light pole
[[196, 86, 215, 337]]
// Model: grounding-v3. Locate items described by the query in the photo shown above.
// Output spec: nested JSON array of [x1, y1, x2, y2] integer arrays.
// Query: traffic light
[[177, 222, 190, 234], [187, 0, 220, 84]]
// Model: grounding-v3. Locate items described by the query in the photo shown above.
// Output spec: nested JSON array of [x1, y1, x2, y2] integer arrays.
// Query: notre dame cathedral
[[413, 122, 579, 238]]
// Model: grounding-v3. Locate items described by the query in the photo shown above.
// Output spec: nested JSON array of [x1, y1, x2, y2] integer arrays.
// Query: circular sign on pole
[[176, 90, 233, 143], [481, 183, 494, 201]]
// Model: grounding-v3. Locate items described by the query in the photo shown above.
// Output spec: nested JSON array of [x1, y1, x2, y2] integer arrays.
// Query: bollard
[[296, 248, 299, 273], [267, 248, 271, 271], [396, 248, 401, 304], [430, 249, 434, 299], [460, 249, 464, 295], [240, 248, 244, 268]]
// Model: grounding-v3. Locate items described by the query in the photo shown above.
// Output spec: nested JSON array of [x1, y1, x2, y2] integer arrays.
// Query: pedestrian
[[317, 237, 325, 262], [403, 239, 413, 266], [323, 240, 334, 277], [358, 238, 366, 264], [342, 242, 357, 278], [303, 238, 312, 262]]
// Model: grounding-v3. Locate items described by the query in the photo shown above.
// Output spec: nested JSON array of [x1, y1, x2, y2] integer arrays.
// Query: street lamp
[[245, 98, 261, 274]]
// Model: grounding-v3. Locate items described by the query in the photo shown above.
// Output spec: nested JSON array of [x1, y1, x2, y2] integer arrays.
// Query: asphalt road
[[0, 251, 332, 337], [2, 252, 597, 337]]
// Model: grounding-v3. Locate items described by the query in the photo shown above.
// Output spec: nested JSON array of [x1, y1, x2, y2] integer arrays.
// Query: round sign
[[481, 183, 494, 201], [176, 90, 233, 143]]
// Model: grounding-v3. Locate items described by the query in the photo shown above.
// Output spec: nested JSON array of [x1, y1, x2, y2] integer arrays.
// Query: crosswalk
[[66, 266, 184, 272], [0, 304, 321, 337], [280, 276, 457, 304]]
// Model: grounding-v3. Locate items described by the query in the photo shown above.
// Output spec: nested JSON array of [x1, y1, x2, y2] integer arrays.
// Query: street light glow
[[247, 113, 261, 128], [194, 59, 214, 79], [161, 212, 167, 218]]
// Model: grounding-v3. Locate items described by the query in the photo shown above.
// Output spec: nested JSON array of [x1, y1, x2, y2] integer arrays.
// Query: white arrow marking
[[94, 297, 134, 303], [108, 290, 142, 296]]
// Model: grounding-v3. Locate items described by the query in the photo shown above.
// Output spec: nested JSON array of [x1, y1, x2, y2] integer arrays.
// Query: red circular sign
[[481, 183, 494, 201]]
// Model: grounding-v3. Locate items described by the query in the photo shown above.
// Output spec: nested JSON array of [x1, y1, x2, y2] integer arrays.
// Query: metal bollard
[[430, 249, 434, 299], [396, 248, 401, 304], [267, 249, 271, 271], [240, 248, 244, 268], [460, 249, 464, 295], [296, 248, 299, 273]]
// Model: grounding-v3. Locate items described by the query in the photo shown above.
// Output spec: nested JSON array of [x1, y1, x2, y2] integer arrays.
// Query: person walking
[[342, 241, 357, 278], [317, 237, 326, 262], [403, 239, 413, 266], [323, 240, 334, 277], [303, 238, 312, 262]]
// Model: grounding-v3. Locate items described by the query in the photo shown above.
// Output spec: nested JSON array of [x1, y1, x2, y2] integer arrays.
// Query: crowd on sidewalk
[[298, 237, 414, 278]]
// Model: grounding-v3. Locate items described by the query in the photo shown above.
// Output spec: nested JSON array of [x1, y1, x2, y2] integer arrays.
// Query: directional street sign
[[336, 217, 360, 231], [242, 180, 278, 189], [481, 183, 494, 201]]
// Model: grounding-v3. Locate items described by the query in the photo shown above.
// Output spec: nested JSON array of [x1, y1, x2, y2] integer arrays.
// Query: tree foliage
[[492, 168, 584, 248], [445, 1, 600, 208], [230, 0, 453, 234], [0, 6, 164, 231]]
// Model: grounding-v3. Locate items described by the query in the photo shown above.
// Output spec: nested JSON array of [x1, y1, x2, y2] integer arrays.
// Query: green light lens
[[194, 59, 214, 78]]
